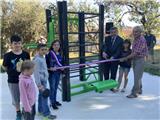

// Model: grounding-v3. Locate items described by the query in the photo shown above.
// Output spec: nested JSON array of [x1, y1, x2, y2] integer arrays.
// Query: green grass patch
[[144, 66, 160, 76], [144, 48, 160, 76]]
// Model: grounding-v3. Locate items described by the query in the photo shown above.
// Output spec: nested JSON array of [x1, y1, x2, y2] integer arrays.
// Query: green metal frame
[[24, 7, 118, 98], [71, 79, 118, 96], [70, 66, 118, 96], [25, 16, 78, 49], [71, 66, 100, 96], [48, 16, 55, 45], [71, 79, 98, 96]]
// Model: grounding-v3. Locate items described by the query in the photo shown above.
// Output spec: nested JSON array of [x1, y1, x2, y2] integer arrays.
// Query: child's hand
[[60, 68, 64, 71], [110, 57, 114, 60], [102, 52, 108, 59], [1, 65, 7, 72], [38, 85, 45, 91], [50, 67, 57, 71], [120, 57, 127, 62]]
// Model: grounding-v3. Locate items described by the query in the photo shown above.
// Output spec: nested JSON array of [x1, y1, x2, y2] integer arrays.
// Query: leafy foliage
[[95, 0, 160, 32], [1, 0, 46, 56]]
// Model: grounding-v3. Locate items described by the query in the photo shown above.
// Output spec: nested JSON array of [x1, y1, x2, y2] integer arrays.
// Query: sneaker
[[43, 114, 57, 120], [126, 94, 137, 98], [138, 91, 142, 95], [51, 104, 59, 110], [114, 88, 119, 92], [16, 111, 22, 120], [56, 101, 62, 106], [37, 112, 43, 116], [110, 88, 117, 93], [121, 88, 125, 92]]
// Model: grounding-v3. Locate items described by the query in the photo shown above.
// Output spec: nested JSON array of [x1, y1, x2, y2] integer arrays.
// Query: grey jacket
[[33, 54, 49, 87]]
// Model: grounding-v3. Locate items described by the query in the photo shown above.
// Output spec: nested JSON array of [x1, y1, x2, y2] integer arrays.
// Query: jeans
[[49, 72, 61, 105], [38, 81, 50, 116]]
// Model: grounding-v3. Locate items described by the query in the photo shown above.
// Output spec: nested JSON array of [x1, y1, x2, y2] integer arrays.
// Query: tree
[[1, 0, 46, 56], [95, 0, 160, 33]]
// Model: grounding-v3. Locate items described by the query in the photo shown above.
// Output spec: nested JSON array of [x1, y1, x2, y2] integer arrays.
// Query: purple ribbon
[[50, 50, 62, 67], [51, 58, 119, 70]]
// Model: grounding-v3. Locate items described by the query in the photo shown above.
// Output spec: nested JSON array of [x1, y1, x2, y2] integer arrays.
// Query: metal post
[[45, 9, 51, 33], [57, 1, 71, 102], [57, 2, 63, 49], [78, 12, 85, 81], [45, 9, 55, 45], [98, 5, 104, 81]]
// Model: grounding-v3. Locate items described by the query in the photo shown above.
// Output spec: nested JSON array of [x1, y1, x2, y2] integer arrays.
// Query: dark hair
[[10, 35, 22, 43], [37, 43, 47, 50], [123, 39, 131, 50], [20, 60, 35, 72], [49, 40, 61, 51]]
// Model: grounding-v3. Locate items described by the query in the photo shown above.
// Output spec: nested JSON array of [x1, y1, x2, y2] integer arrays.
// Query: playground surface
[[0, 69, 160, 120]]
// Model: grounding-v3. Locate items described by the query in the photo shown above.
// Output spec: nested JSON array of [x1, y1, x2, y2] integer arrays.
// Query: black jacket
[[103, 35, 123, 59]]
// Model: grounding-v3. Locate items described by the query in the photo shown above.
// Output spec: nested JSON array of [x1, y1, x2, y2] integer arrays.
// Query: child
[[2, 35, 30, 120], [33, 43, 56, 119], [46, 40, 63, 110], [19, 60, 36, 120], [116, 40, 132, 92]]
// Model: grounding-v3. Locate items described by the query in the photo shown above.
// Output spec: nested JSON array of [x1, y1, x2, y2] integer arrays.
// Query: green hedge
[[144, 63, 160, 76]]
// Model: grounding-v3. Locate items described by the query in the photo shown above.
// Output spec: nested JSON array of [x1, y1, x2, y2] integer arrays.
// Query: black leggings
[[23, 104, 36, 120]]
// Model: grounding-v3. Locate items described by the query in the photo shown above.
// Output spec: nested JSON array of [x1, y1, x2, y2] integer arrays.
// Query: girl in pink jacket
[[19, 60, 36, 120]]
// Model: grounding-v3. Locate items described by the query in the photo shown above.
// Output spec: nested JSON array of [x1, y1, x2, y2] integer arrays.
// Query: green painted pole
[[48, 16, 55, 45]]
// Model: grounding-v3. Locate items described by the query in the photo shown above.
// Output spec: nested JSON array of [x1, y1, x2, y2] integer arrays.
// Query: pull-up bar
[[68, 11, 100, 16], [56, 1, 104, 101], [53, 59, 119, 70]]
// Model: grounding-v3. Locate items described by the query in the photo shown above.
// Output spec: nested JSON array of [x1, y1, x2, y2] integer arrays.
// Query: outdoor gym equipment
[[26, 1, 118, 102], [51, 50, 119, 96], [45, 1, 118, 102]]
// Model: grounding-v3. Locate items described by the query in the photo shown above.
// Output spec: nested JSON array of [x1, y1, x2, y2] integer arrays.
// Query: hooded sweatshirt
[[33, 54, 49, 87], [19, 73, 36, 112]]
